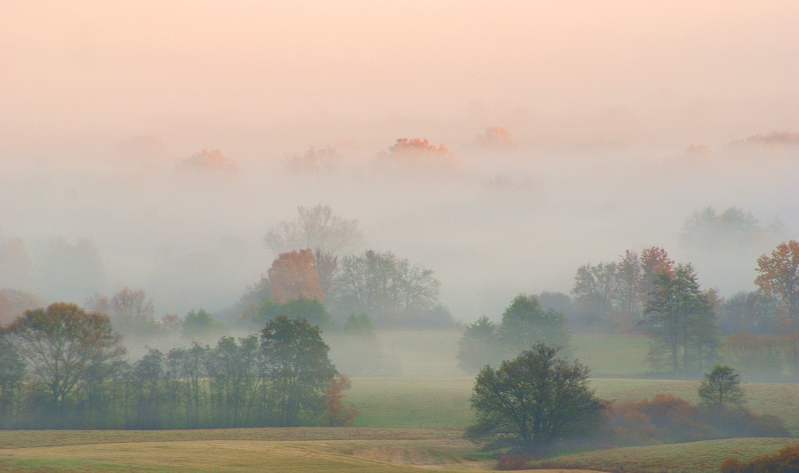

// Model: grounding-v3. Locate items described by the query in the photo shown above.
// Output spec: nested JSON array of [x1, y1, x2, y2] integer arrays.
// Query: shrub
[[721, 443, 799, 473]]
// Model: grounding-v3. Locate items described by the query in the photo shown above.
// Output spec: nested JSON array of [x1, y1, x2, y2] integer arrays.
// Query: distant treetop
[[179, 149, 237, 171]]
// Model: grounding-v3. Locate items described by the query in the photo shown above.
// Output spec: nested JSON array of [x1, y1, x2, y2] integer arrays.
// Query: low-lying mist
[[2, 131, 797, 326]]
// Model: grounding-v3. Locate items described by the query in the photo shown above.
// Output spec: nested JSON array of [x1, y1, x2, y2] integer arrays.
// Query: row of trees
[[567, 240, 799, 378], [571, 247, 674, 332], [0, 303, 352, 429]]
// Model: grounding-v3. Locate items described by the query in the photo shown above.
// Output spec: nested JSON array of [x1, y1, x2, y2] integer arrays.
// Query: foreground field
[[535, 438, 799, 473], [0, 428, 606, 473], [348, 377, 799, 434]]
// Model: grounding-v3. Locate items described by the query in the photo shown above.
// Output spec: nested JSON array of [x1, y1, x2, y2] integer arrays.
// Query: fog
[[2, 0, 798, 325]]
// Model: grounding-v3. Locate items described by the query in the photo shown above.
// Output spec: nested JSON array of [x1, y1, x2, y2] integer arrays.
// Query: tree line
[[0, 304, 353, 430]]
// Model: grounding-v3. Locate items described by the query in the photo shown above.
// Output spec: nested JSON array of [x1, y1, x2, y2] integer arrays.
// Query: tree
[[7, 302, 125, 406], [313, 249, 338, 298], [250, 298, 330, 328], [466, 343, 608, 453], [572, 262, 617, 328], [265, 204, 364, 255], [643, 264, 717, 377], [260, 316, 338, 426], [372, 138, 460, 176], [284, 146, 341, 174], [640, 246, 674, 305], [324, 376, 358, 426], [266, 249, 325, 302], [698, 364, 745, 412], [335, 250, 441, 326], [615, 250, 643, 331], [179, 149, 237, 171], [755, 240, 799, 329], [182, 309, 226, 340], [87, 287, 157, 337], [498, 294, 570, 357], [457, 316, 502, 374], [681, 207, 766, 250], [0, 329, 25, 421], [755, 241, 799, 375]]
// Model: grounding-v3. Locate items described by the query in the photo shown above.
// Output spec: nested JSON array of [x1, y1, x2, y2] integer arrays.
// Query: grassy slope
[[536, 438, 799, 473], [348, 376, 799, 434]]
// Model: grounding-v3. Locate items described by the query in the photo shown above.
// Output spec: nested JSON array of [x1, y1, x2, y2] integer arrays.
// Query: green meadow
[[2, 333, 796, 473]]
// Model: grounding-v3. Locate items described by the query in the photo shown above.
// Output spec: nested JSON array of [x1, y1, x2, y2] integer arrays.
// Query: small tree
[[466, 343, 608, 453], [457, 316, 501, 374], [324, 376, 358, 426], [698, 364, 745, 412], [260, 316, 337, 426]]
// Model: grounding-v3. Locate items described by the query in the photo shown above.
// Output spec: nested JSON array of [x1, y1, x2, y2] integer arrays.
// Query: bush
[[721, 443, 799, 473], [606, 393, 789, 447]]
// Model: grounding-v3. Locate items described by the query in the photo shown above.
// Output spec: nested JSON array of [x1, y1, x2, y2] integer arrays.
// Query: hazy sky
[[2, 1, 798, 321], [2, 1, 798, 152]]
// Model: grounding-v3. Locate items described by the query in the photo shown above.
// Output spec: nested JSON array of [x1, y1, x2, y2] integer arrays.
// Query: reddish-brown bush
[[721, 443, 799, 473], [497, 452, 534, 470], [607, 393, 788, 446]]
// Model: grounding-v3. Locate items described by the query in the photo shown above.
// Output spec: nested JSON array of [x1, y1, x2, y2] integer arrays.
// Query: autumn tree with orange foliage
[[372, 138, 460, 175], [756, 240, 799, 327], [756, 240, 799, 376], [324, 376, 358, 426], [267, 249, 325, 303]]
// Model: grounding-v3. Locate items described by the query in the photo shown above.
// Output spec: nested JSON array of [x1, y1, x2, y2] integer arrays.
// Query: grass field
[[2, 333, 796, 472], [535, 438, 799, 473], [0, 428, 608, 473], [347, 376, 799, 435]]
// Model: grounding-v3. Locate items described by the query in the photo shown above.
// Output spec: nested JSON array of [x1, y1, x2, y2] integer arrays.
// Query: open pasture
[[0, 428, 607, 473], [348, 376, 799, 434]]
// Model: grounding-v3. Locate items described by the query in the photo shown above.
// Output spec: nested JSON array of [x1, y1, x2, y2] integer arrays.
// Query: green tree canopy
[[466, 343, 608, 453], [260, 316, 338, 426], [698, 364, 745, 410]]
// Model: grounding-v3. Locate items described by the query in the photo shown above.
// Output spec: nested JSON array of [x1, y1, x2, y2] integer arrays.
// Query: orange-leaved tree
[[324, 376, 358, 426], [267, 249, 325, 303], [756, 240, 799, 329]]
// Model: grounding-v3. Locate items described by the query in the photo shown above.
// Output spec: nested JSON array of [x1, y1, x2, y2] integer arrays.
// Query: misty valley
[[3, 2, 799, 471]]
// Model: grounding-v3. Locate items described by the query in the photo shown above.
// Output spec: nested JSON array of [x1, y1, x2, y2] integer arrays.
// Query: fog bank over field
[[1, 1, 798, 322]]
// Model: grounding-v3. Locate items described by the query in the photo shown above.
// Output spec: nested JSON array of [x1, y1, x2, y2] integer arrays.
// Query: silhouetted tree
[[644, 264, 717, 377], [698, 364, 745, 411], [466, 343, 608, 453], [498, 294, 570, 357], [335, 250, 440, 326], [0, 329, 25, 423], [260, 316, 337, 426], [8, 303, 125, 408]]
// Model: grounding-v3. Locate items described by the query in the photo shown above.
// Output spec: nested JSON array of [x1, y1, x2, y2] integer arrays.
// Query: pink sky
[[2, 1, 798, 151]]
